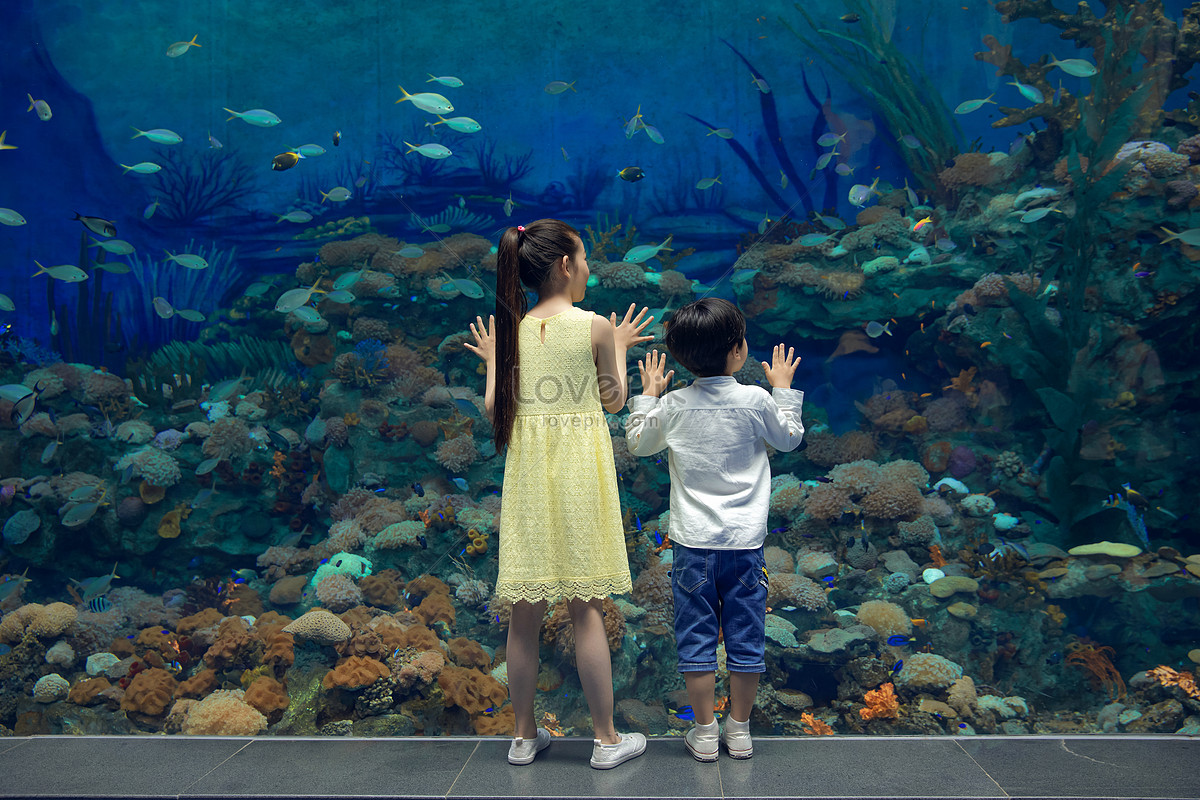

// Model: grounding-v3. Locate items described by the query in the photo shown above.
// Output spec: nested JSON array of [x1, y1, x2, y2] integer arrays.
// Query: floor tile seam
[[175, 738, 256, 795], [442, 739, 480, 798], [952, 738, 1011, 799]]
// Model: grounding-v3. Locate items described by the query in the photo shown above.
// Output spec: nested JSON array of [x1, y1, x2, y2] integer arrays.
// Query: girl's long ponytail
[[493, 227, 527, 451]]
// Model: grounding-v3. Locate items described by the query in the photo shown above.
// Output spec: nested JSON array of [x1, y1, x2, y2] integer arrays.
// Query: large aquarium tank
[[1, 0, 1198, 739]]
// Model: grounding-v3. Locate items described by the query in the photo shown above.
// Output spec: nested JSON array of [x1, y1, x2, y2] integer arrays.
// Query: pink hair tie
[[516, 225, 525, 233]]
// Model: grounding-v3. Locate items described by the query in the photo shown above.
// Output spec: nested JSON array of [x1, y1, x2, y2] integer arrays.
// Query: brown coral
[[448, 637, 492, 670], [437, 664, 508, 715], [323, 655, 390, 689], [938, 153, 1000, 189], [814, 270, 865, 300], [243, 675, 290, 721], [120, 668, 178, 716]]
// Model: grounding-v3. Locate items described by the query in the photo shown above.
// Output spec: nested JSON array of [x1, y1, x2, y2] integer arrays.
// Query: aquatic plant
[[1065, 640, 1126, 701], [149, 147, 259, 226], [129, 336, 294, 406], [411, 204, 496, 235], [378, 124, 462, 187], [785, 1, 961, 195], [565, 158, 609, 210], [46, 232, 121, 370], [470, 138, 534, 191], [976, 0, 1200, 137], [110, 241, 242, 356], [583, 214, 638, 262], [0, 335, 61, 368]]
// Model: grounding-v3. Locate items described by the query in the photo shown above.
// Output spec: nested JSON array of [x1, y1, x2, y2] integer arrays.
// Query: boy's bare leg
[[729, 672, 760, 722], [684, 671, 716, 725], [507, 599, 547, 739], [567, 597, 621, 744]]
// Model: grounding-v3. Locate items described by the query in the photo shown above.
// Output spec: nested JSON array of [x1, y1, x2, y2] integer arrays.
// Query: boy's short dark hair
[[663, 298, 746, 377]]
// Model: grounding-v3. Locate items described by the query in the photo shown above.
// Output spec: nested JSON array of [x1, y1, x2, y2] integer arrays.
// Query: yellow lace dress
[[496, 306, 632, 604]]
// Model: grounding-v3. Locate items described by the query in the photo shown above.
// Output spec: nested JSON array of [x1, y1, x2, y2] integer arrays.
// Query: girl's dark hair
[[493, 218, 581, 450], [663, 297, 746, 377]]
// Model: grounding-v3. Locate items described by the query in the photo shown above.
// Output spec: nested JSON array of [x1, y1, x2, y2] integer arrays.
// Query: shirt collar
[[692, 375, 736, 385]]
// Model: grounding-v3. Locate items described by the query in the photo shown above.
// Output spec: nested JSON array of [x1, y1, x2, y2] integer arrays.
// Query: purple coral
[[948, 446, 978, 479], [1165, 180, 1198, 209]]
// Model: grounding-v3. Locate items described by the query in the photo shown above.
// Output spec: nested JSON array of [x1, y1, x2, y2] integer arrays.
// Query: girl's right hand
[[463, 315, 496, 363], [610, 304, 654, 350]]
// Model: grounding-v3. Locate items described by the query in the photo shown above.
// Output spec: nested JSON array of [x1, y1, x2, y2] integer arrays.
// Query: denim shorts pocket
[[737, 552, 769, 593], [673, 551, 708, 594]]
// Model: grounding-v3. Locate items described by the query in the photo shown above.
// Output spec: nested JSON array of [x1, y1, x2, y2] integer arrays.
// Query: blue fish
[[634, 515, 642, 532], [886, 635, 916, 647], [412, 483, 424, 497], [418, 535, 428, 549], [892, 659, 904, 675], [671, 705, 696, 721], [452, 398, 479, 417], [451, 477, 469, 492]]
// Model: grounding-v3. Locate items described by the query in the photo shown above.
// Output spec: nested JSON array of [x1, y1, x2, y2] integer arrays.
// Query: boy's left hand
[[637, 349, 674, 397], [762, 344, 800, 388]]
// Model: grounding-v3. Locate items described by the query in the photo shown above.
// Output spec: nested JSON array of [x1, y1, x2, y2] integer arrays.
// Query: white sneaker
[[722, 717, 753, 759], [590, 732, 647, 769], [508, 727, 551, 765], [685, 719, 720, 762]]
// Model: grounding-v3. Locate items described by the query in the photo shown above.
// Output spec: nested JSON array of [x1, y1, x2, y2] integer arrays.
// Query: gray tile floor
[[0, 734, 1194, 799]]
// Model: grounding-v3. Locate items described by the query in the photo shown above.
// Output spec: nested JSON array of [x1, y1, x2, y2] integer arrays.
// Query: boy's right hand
[[762, 343, 800, 389], [637, 349, 674, 397]]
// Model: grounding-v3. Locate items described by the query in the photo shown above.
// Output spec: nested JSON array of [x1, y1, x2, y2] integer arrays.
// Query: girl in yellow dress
[[464, 218, 653, 769]]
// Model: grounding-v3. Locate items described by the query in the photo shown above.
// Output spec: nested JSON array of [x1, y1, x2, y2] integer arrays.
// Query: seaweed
[[148, 147, 259, 226], [471, 139, 534, 191], [565, 158, 609, 210], [48, 231, 122, 371], [784, 1, 961, 195]]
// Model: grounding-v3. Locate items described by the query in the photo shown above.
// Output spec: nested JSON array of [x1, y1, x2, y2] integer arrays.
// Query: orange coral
[[323, 655, 390, 689], [859, 682, 900, 720], [800, 711, 835, 735], [244, 675, 290, 721], [1066, 641, 1126, 701], [416, 592, 456, 627], [1146, 665, 1200, 700], [120, 668, 178, 716], [177, 668, 219, 699], [68, 677, 112, 706], [944, 367, 978, 395], [437, 664, 508, 715], [157, 503, 190, 539], [448, 637, 492, 670], [929, 545, 947, 568]]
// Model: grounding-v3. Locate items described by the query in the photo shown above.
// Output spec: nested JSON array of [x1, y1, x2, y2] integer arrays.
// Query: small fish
[[243, 281, 274, 297], [320, 186, 353, 203], [38, 440, 58, 464], [272, 151, 301, 171], [152, 296, 175, 319], [404, 141, 453, 159], [835, 163, 855, 177], [87, 596, 112, 613], [395, 85, 453, 114], [0, 569, 32, 604], [503, 193, 515, 217], [26, 94, 52, 121], [292, 144, 326, 157], [60, 500, 103, 528], [695, 175, 721, 190], [898, 134, 922, 149], [817, 132, 847, 147], [1007, 78, 1044, 104], [165, 251, 209, 270], [815, 213, 845, 230], [453, 398, 480, 417], [224, 107, 282, 127], [50, 310, 58, 336], [441, 278, 485, 299], [0, 208, 27, 226], [911, 618, 927, 628], [0, 294, 12, 311], [396, 245, 425, 258], [190, 489, 214, 508], [912, 216, 932, 232], [865, 320, 892, 338], [333, 271, 363, 292], [643, 124, 665, 145], [74, 212, 116, 237], [32, 261, 87, 282], [670, 705, 696, 721], [561, 146, 569, 161], [89, 238, 135, 255], [196, 457, 221, 475], [143, 198, 161, 219], [1051, 82, 1064, 106], [623, 235, 673, 263], [886, 634, 916, 646], [892, 659, 904, 675], [1020, 206, 1058, 223], [431, 115, 481, 134], [750, 74, 771, 94], [207, 131, 224, 149], [544, 80, 576, 94], [265, 428, 289, 451], [427, 74, 463, 87], [812, 476, 832, 483], [935, 237, 957, 252], [0, 131, 16, 151], [780, 170, 788, 189], [618, 166, 645, 182], [815, 148, 838, 171], [131, 127, 182, 145], [276, 210, 313, 224], [1047, 55, 1097, 77], [451, 477, 469, 492], [412, 482, 424, 497], [333, 130, 341, 146], [292, 306, 323, 324], [798, 233, 833, 247], [848, 178, 881, 207], [72, 563, 120, 603], [904, 178, 919, 207], [706, 127, 734, 139], [120, 161, 162, 174], [840, 13, 860, 22], [954, 94, 996, 114], [758, 213, 771, 235], [166, 35, 200, 57]]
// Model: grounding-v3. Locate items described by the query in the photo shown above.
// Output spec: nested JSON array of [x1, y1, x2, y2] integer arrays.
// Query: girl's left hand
[[464, 315, 496, 362], [610, 304, 654, 350]]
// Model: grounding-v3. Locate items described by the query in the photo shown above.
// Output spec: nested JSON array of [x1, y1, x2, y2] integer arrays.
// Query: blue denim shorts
[[670, 544, 768, 673]]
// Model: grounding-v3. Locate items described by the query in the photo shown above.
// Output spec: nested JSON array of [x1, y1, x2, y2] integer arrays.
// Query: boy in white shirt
[[625, 298, 804, 761]]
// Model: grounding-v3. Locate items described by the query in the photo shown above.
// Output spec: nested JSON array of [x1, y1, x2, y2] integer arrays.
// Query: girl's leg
[[508, 599, 547, 739], [728, 672, 760, 723], [684, 671, 716, 725], [567, 597, 620, 744]]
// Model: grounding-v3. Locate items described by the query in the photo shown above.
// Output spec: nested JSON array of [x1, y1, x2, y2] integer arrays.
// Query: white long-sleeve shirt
[[624, 376, 805, 549]]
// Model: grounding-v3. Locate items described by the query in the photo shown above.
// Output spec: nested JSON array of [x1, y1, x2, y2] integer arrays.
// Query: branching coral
[[859, 682, 900, 720]]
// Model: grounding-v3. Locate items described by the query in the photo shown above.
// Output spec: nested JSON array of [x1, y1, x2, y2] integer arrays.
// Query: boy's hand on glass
[[610, 304, 654, 350], [762, 343, 800, 388], [463, 315, 496, 363], [637, 349, 674, 397]]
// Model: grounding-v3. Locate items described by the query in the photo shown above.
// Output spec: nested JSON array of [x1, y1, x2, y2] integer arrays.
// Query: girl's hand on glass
[[761, 343, 800, 388], [637, 349, 674, 397], [610, 304, 654, 350], [463, 315, 496, 363]]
